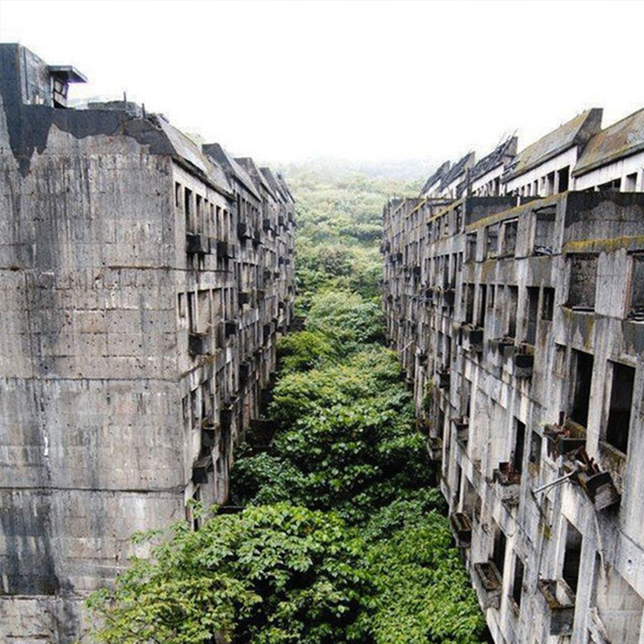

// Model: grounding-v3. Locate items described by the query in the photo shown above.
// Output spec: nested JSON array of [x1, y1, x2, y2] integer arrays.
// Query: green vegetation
[[86, 162, 485, 644], [286, 162, 422, 310]]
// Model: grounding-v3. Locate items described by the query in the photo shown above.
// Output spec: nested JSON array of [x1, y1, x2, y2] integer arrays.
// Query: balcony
[[452, 416, 469, 445], [192, 453, 213, 484], [188, 332, 210, 357], [462, 325, 484, 353], [450, 512, 472, 546], [201, 417, 217, 448], [427, 436, 443, 462], [186, 232, 209, 255], [490, 336, 515, 358], [216, 240, 236, 259], [224, 320, 238, 338], [437, 366, 450, 390], [544, 423, 585, 460], [237, 222, 252, 240], [514, 344, 534, 378], [494, 462, 521, 505], [416, 347, 428, 366], [473, 561, 503, 609], [442, 287, 455, 307], [537, 579, 575, 636], [577, 469, 620, 511]]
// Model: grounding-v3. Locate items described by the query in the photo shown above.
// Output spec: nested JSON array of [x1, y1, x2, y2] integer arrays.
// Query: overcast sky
[[1, 0, 643, 168]]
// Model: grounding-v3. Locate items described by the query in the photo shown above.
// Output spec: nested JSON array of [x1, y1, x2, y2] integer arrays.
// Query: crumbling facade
[[0, 44, 295, 642], [383, 109, 644, 644]]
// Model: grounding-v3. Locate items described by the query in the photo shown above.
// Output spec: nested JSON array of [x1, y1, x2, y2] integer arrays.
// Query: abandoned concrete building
[[382, 108, 644, 644], [0, 44, 295, 642]]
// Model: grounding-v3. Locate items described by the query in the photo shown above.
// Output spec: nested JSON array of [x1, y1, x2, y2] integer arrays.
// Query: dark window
[[187, 292, 196, 333], [629, 255, 644, 318], [502, 219, 518, 256], [465, 233, 476, 262], [571, 350, 594, 428], [465, 284, 475, 324], [486, 224, 499, 258], [568, 255, 597, 310], [526, 287, 539, 345], [598, 178, 621, 192], [533, 207, 556, 254], [478, 285, 487, 328], [184, 188, 193, 228], [542, 287, 555, 321], [558, 166, 570, 192], [563, 522, 583, 594], [625, 173, 638, 192], [493, 527, 507, 576], [529, 430, 542, 468], [507, 286, 518, 338], [513, 420, 526, 474], [192, 487, 201, 531], [512, 555, 525, 607], [606, 362, 635, 454], [546, 171, 555, 195]]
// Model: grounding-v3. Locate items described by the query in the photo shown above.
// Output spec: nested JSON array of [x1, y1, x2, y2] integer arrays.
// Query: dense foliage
[[87, 162, 485, 644], [87, 504, 367, 644]]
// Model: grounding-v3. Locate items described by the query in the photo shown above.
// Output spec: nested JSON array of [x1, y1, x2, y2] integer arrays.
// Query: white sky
[[1, 0, 643, 168]]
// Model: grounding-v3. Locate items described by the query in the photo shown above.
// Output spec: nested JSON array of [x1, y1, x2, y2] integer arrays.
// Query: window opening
[[542, 287, 555, 321], [465, 284, 475, 324], [478, 284, 487, 328], [568, 255, 597, 311], [606, 362, 635, 454], [502, 219, 518, 256], [562, 522, 582, 594], [529, 430, 542, 469], [486, 224, 499, 258], [526, 287, 539, 345], [507, 286, 518, 338], [466, 232, 477, 262], [493, 526, 507, 576], [629, 254, 644, 319], [533, 207, 556, 254], [513, 420, 526, 474], [512, 555, 525, 607], [624, 173, 637, 192], [571, 350, 594, 428], [557, 166, 570, 192]]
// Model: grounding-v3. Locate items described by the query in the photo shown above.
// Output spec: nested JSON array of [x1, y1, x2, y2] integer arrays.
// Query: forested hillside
[[284, 161, 423, 308], [87, 162, 486, 644]]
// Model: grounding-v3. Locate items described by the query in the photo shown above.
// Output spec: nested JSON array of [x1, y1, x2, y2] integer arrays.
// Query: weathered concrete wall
[[0, 44, 296, 643], [382, 189, 644, 644]]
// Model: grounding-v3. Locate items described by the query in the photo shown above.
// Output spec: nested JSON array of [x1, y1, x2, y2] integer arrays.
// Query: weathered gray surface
[[0, 44, 296, 643], [382, 188, 644, 644]]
